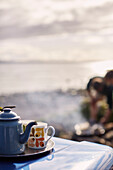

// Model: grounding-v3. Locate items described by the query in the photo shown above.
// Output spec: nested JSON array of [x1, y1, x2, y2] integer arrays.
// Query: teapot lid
[[0, 106, 20, 121]]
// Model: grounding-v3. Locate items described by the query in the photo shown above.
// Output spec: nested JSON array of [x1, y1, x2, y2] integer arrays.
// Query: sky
[[0, 0, 113, 62]]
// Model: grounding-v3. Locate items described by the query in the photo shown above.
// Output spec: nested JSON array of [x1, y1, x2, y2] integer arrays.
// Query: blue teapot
[[0, 106, 37, 155]]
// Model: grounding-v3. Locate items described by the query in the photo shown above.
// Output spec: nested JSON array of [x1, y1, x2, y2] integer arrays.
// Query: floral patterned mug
[[28, 122, 55, 149]]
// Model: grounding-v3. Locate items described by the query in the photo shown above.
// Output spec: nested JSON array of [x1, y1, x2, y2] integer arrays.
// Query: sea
[[0, 0, 113, 131]]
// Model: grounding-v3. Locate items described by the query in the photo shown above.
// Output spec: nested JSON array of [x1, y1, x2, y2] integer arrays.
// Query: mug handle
[[46, 126, 55, 144]]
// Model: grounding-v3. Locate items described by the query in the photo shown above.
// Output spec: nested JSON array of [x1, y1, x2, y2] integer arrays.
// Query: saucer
[[0, 140, 55, 161]]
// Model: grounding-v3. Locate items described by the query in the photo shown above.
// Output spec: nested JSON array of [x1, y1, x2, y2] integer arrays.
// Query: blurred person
[[87, 70, 113, 124], [104, 70, 113, 86], [86, 76, 104, 124], [100, 70, 113, 123]]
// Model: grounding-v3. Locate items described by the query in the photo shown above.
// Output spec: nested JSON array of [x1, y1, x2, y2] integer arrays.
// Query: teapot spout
[[19, 121, 37, 144]]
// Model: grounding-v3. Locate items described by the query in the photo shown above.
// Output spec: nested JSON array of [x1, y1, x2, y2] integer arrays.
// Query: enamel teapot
[[0, 106, 37, 155]]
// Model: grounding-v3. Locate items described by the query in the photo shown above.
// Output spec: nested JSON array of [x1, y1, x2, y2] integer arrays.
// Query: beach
[[0, 60, 113, 132], [0, 89, 86, 132]]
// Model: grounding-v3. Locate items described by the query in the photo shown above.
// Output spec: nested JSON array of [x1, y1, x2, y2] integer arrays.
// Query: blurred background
[[0, 0, 113, 133]]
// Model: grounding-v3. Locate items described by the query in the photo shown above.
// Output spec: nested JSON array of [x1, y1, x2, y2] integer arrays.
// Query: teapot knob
[[0, 106, 16, 112]]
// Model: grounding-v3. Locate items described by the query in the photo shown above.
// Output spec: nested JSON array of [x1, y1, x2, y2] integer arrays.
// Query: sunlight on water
[[89, 60, 113, 76], [0, 60, 112, 94]]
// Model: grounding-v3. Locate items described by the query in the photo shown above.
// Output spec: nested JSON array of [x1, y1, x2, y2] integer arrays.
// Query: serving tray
[[0, 140, 55, 161]]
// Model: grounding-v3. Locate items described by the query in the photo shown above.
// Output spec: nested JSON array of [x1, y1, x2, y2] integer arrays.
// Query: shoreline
[[0, 88, 86, 96], [0, 59, 112, 65]]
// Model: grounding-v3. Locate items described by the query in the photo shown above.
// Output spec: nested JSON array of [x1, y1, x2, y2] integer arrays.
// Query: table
[[0, 137, 113, 170]]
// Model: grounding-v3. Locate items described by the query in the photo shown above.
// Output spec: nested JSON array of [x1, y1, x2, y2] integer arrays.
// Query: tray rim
[[0, 139, 55, 158]]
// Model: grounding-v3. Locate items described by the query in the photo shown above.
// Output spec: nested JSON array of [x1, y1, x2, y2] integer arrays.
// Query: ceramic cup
[[28, 122, 55, 149]]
